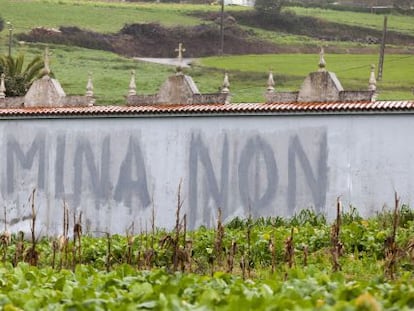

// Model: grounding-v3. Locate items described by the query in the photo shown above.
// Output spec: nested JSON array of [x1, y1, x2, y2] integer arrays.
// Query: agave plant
[[0, 53, 45, 97]]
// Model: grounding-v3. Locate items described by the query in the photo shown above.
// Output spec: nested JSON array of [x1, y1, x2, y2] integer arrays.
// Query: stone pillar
[[266, 71, 275, 93], [85, 72, 95, 106], [128, 70, 137, 97], [221, 72, 231, 104], [0, 73, 6, 99], [368, 64, 377, 102], [0, 73, 6, 107]]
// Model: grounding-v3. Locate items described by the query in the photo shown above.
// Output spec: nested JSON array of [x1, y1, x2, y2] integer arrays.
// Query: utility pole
[[6, 22, 13, 57], [219, 0, 225, 56], [377, 16, 387, 81]]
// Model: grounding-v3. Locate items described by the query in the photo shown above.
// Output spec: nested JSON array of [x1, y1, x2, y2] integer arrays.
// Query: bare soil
[[18, 11, 414, 57]]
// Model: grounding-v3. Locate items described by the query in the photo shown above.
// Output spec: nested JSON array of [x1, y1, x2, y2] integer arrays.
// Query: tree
[[0, 16, 4, 32], [0, 54, 45, 97], [254, 0, 286, 16], [393, 0, 414, 13]]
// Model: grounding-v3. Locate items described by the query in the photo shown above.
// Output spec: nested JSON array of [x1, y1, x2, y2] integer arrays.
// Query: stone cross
[[175, 43, 186, 74], [175, 43, 186, 63]]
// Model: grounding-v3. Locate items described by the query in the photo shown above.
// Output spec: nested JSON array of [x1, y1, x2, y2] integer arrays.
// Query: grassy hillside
[[0, 43, 412, 104], [0, 0, 413, 103], [1, 0, 413, 42], [0, 0, 212, 33], [290, 7, 414, 35]]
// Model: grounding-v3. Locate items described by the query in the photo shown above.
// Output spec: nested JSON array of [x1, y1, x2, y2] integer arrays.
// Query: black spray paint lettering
[[6, 130, 328, 228], [287, 133, 328, 213], [114, 136, 151, 210], [238, 136, 278, 216], [55, 134, 66, 198], [7, 133, 151, 211], [188, 133, 328, 227], [73, 136, 112, 208], [7, 133, 46, 194], [189, 134, 229, 226]]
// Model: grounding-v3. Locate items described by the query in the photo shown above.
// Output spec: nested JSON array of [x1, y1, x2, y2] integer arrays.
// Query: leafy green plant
[[0, 209, 413, 309], [255, 0, 286, 16], [290, 209, 326, 227], [0, 53, 44, 97]]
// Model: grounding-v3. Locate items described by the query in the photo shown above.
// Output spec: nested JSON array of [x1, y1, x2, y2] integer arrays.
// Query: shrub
[[254, 0, 286, 16], [0, 54, 44, 97]]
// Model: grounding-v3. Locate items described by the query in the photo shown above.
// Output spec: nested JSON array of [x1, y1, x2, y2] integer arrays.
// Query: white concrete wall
[[224, 0, 254, 6], [1, 113, 412, 234]]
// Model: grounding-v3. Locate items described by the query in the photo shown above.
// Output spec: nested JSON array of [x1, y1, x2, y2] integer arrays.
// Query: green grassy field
[[0, 0, 212, 33], [0, 0, 413, 103], [9, 43, 174, 104], [290, 7, 414, 35], [3, 0, 413, 36], [198, 53, 414, 101], [0, 0, 372, 53], [1, 0, 414, 42], [2, 43, 413, 104]]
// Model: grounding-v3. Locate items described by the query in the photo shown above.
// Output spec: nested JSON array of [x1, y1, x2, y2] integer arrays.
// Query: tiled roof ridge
[[0, 100, 413, 117]]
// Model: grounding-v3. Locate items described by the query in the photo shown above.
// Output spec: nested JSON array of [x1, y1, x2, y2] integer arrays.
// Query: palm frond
[[24, 56, 45, 83], [0, 53, 45, 96], [6, 56, 16, 76], [15, 54, 25, 75]]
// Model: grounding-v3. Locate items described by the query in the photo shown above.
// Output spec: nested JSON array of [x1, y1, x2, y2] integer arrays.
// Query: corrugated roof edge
[[0, 101, 413, 118]]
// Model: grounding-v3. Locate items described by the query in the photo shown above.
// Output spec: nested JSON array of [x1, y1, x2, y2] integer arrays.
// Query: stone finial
[[175, 43, 186, 74], [43, 47, 51, 76], [267, 71, 275, 93], [221, 72, 230, 93], [85, 72, 95, 106], [318, 47, 326, 72], [368, 64, 377, 92], [0, 74, 6, 99], [128, 70, 137, 96], [85, 72, 94, 97]]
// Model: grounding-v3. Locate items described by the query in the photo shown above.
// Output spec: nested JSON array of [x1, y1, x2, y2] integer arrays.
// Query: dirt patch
[[21, 26, 115, 52], [18, 12, 414, 58], [19, 23, 290, 57], [227, 10, 414, 46], [116, 23, 295, 57]]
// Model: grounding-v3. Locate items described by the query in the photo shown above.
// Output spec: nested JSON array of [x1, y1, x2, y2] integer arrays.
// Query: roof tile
[[0, 101, 413, 117]]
